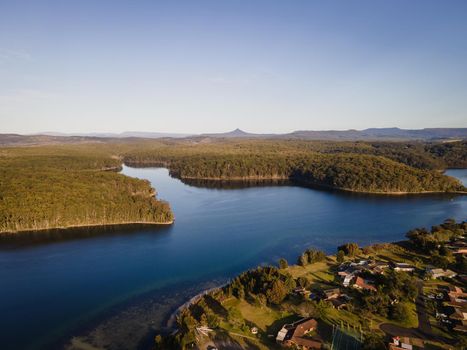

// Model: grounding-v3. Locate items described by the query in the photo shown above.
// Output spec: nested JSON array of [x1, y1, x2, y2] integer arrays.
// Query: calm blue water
[[0, 167, 466, 350]]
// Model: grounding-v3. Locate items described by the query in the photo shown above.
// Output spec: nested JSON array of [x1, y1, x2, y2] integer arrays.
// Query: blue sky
[[1, 0, 466, 134]]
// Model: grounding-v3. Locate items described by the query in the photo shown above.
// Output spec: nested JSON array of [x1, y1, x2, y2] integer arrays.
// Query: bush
[[338, 243, 360, 257], [336, 250, 345, 263], [279, 258, 288, 269]]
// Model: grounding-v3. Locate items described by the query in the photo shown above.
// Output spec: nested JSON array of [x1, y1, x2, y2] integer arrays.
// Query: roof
[[354, 277, 377, 291], [450, 309, 467, 320], [324, 288, 341, 299], [390, 336, 424, 349], [330, 298, 347, 309], [289, 336, 322, 349], [454, 324, 467, 333], [448, 286, 467, 299], [428, 268, 457, 278], [292, 318, 318, 337], [277, 318, 318, 344], [448, 285, 464, 294], [276, 327, 289, 342], [393, 263, 415, 270]]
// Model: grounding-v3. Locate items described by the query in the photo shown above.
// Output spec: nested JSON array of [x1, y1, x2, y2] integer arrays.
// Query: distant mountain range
[[0, 128, 466, 146], [38, 131, 191, 138], [285, 127, 467, 141], [201, 127, 467, 141]]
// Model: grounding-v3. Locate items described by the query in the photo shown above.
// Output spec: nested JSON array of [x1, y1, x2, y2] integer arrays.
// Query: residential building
[[392, 263, 415, 272], [276, 318, 322, 349], [352, 276, 377, 292]]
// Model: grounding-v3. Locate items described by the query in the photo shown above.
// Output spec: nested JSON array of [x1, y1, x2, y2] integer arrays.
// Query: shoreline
[[165, 283, 228, 329], [0, 220, 174, 236], [178, 175, 467, 196], [123, 163, 467, 196]]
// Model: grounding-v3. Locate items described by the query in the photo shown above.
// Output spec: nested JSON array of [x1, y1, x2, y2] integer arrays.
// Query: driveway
[[379, 281, 454, 345]]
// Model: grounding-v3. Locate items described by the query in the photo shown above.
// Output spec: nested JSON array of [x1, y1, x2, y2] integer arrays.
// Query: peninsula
[[157, 219, 467, 350]]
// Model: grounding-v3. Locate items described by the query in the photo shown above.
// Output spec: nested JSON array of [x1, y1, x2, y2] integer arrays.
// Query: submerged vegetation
[[0, 137, 465, 233]]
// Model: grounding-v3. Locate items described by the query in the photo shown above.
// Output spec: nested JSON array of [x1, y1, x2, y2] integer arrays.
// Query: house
[[453, 248, 467, 255], [426, 267, 457, 279], [276, 325, 289, 343], [446, 239, 467, 255], [392, 263, 415, 273], [320, 288, 349, 310], [329, 297, 348, 310], [342, 274, 354, 287], [287, 336, 322, 349], [459, 275, 467, 285], [453, 324, 467, 333], [356, 259, 368, 266], [446, 294, 467, 309], [276, 318, 322, 349], [276, 326, 290, 343], [294, 287, 311, 297], [322, 288, 341, 300], [339, 262, 369, 275], [369, 261, 389, 275], [352, 276, 377, 292], [445, 286, 467, 309], [338, 270, 351, 278], [447, 285, 467, 298], [449, 308, 467, 322], [448, 306, 467, 333], [388, 336, 424, 350]]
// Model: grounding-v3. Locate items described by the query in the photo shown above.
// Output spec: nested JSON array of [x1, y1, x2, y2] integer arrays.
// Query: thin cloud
[[0, 49, 32, 64]]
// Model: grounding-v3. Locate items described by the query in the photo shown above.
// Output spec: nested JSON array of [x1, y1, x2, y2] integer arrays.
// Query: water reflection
[[0, 224, 172, 249], [180, 177, 292, 189]]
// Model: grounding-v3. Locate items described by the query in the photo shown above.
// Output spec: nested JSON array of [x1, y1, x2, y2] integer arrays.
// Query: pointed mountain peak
[[228, 128, 249, 135]]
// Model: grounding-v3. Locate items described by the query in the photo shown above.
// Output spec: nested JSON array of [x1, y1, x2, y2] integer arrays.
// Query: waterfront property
[[426, 267, 457, 279], [392, 262, 415, 273], [276, 318, 322, 349]]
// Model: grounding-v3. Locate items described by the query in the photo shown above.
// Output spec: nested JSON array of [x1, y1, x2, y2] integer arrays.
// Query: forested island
[[0, 137, 466, 233]]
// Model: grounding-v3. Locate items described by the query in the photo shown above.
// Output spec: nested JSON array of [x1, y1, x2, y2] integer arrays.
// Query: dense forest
[[123, 139, 466, 194], [0, 138, 465, 233], [123, 139, 467, 170], [0, 145, 173, 233]]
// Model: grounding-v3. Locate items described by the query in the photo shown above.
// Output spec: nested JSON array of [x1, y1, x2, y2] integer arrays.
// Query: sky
[[1, 0, 466, 134]]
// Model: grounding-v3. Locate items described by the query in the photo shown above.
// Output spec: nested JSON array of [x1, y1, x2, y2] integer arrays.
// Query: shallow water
[[0, 167, 465, 349]]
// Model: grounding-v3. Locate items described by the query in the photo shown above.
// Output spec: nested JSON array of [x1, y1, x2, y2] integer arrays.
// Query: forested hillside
[[0, 146, 173, 233], [123, 139, 466, 194], [0, 138, 465, 233]]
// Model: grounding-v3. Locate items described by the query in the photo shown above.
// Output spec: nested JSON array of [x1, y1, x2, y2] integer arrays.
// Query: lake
[[0, 167, 466, 350]]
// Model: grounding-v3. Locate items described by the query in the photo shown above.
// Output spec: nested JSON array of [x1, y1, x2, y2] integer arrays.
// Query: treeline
[[406, 219, 466, 272], [158, 265, 302, 349], [427, 141, 467, 168], [125, 147, 465, 193], [0, 146, 173, 233], [123, 138, 467, 170]]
